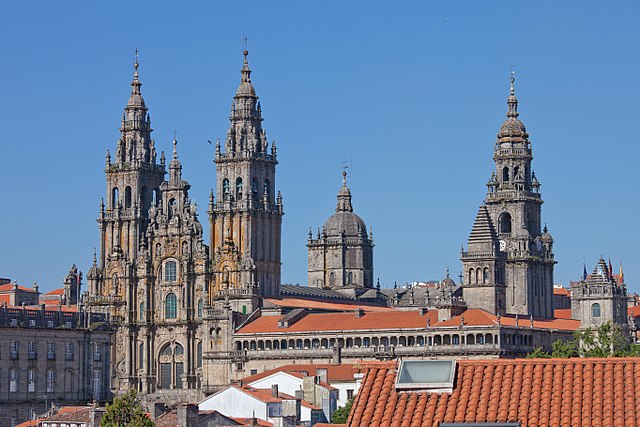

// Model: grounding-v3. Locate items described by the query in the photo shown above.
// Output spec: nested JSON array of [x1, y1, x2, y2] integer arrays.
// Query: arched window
[[502, 167, 510, 182], [252, 178, 259, 200], [141, 186, 148, 208], [197, 299, 203, 318], [592, 303, 601, 318], [263, 179, 270, 201], [112, 187, 119, 208], [159, 343, 184, 389], [125, 186, 132, 208], [222, 178, 230, 200], [499, 212, 512, 235], [236, 178, 243, 200], [165, 261, 177, 282], [153, 188, 161, 206], [347, 272, 353, 284], [165, 293, 177, 319]]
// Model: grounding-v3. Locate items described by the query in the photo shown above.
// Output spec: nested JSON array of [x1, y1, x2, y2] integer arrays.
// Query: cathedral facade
[[82, 50, 627, 404]]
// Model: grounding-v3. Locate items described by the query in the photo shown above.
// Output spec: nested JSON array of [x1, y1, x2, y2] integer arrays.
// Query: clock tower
[[461, 75, 555, 317]]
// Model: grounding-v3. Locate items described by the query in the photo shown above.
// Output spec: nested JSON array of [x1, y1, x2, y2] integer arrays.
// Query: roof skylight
[[395, 360, 456, 392]]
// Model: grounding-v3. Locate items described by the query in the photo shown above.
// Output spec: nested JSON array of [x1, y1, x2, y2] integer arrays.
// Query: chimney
[[354, 308, 365, 318], [332, 345, 342, 365], [317, 368, 328, 384], [271, 384, 279, 397], [177, 404, 199, 427]]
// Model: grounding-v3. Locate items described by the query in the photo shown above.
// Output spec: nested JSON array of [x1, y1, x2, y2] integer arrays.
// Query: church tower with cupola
[[462, 75, 555, 317], [307, 171, 374, 290], [208, 50, 284, 313]]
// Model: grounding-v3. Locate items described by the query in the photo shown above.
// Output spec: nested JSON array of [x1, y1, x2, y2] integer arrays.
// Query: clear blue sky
[[1, 1, 638, 294]]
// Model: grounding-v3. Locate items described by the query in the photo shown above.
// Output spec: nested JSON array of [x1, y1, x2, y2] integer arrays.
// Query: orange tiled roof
[[237, 310, 438, 334], [553, 287, 570, 296], [231, 417, 273, 427], [348, 358, 640, 427], [435, 309, 580, 331], [553, 308, 573, 319], [0, 283, 35, 292], [15, 419, 44, 427], [629, 305, 640, 318], [264, 297, 393, 312], [242, 363, 360, 383]]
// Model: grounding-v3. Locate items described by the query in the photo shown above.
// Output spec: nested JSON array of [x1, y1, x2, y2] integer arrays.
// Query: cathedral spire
[[506, 72, 518, 118], [336, 171, 353, 212]]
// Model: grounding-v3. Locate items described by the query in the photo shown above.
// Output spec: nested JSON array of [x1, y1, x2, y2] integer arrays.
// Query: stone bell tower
[[208, 50, 284, 314], [87, 53, 165, 316], [462, 74, 555, 318]]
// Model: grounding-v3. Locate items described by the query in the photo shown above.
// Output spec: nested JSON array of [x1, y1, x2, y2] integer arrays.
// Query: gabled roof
[[242, 363, 360, 383], [348, 358, 640, 427], [553, 287, 570, 297], [263, 297, 391, 312], [434, 309, 579, 331], [245, 370, 337, 391], [0, 283, 35, 292], [237, 310, 437, 334]]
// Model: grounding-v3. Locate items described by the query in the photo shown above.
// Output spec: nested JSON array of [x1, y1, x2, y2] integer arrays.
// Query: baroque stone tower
[[88, 56, 165, 315], [307, 172, 374, 289], [462, 75, 555, 317], [87, 56, 208, 402], [571, 258, 627, 328], [208, 50, 284, 314]]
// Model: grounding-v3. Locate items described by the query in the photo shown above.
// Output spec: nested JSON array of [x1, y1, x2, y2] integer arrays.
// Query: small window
[[236, 177, 243, 200], [166, 293, 178, 319], [124, 186, 132, 208], [165, 261, 177, 282], [139, 302, 145, 321], [46, 369, 55, 393], [222, 178, 230, 200], [592, 303, 601, 318]]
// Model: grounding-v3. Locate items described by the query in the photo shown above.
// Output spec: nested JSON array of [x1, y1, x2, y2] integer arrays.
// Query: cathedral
[[84, 50, 629, 405]]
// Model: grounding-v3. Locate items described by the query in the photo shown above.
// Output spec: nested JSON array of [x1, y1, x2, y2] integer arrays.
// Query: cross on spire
[[340, 159, 349, 185]]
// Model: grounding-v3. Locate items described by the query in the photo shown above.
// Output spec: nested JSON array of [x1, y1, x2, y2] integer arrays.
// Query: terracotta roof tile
[[554, 308, 573, 319], [435, 309, 580, 331], [554, 287, 571, 296], [237, 310, 437, 334], [0, 283, 34, 292], [348, 358, 640, 427], [264, 297, 392, 312], [242, 363, 360, 383]]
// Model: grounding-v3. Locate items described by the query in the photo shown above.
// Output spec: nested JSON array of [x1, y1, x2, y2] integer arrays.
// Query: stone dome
[[498, 117, 528, 139], [540, 227, 554, 243], [323, 210, 368, 237]]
